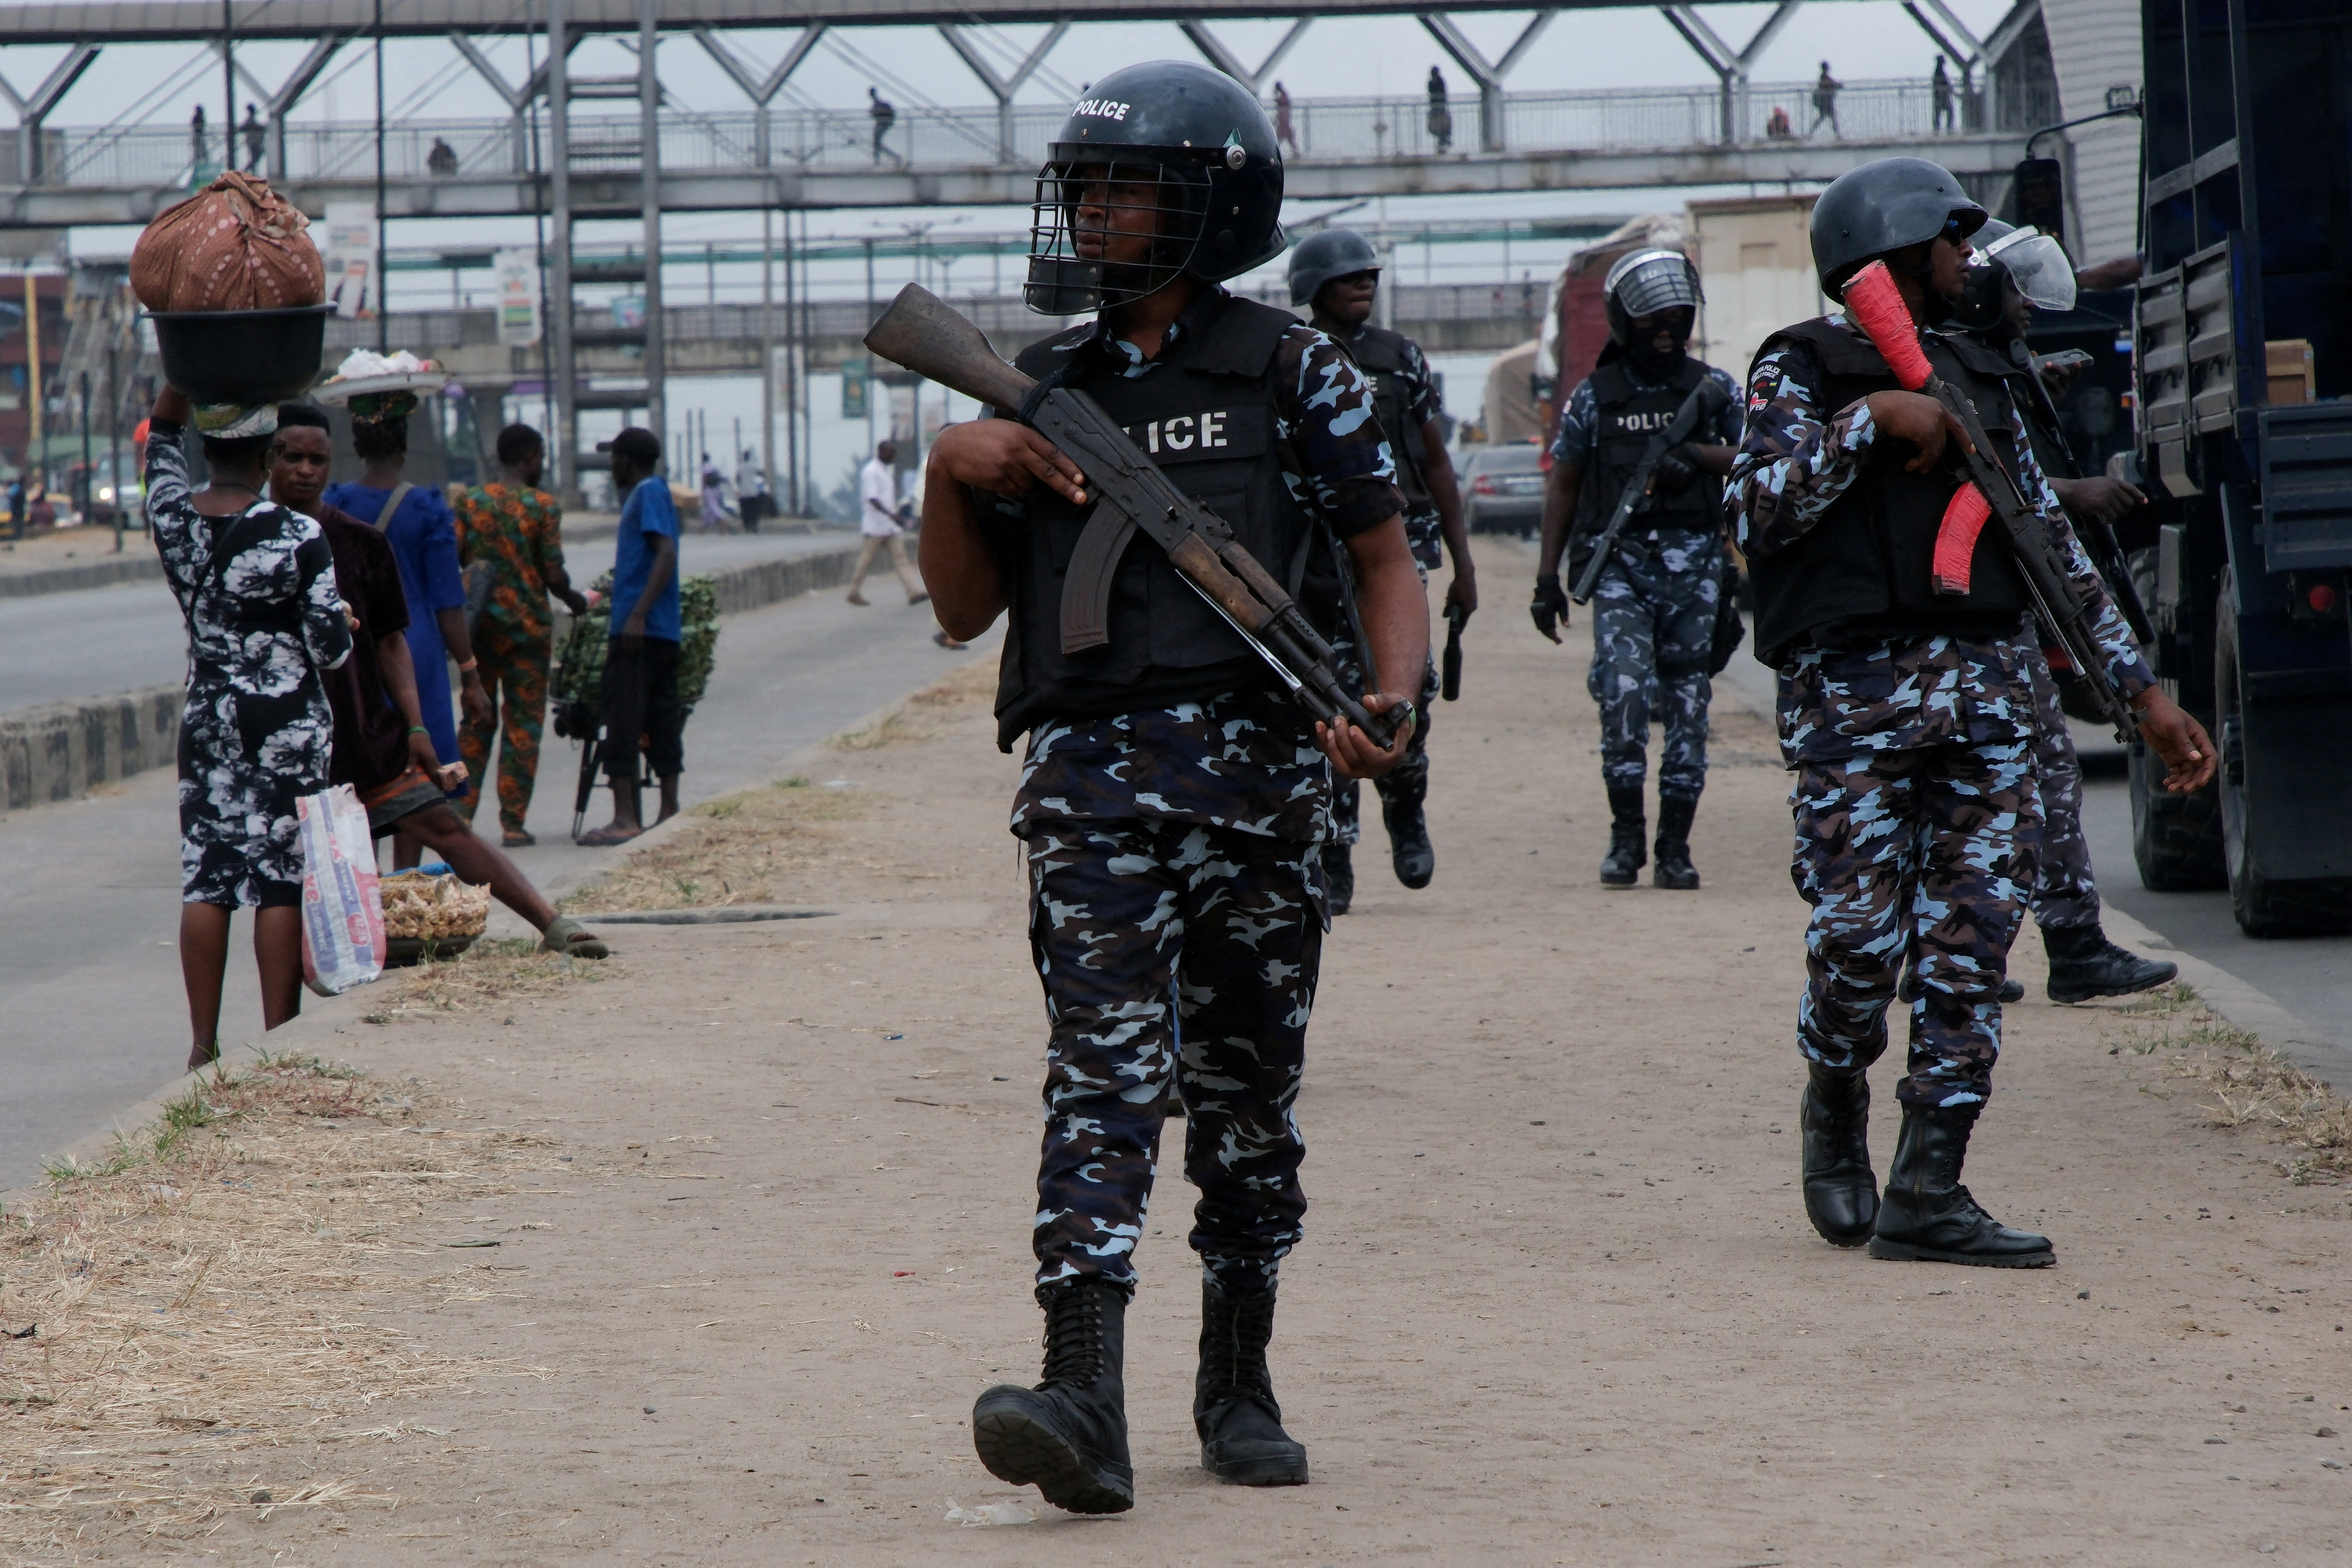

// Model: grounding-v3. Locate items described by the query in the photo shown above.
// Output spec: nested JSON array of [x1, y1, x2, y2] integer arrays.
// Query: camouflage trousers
[[1024, 818, 1324, 1293], [1329, 546, 1441, 847], [1788, 735, 2043, 1110], [2024, 644, 2100, 932], [456, 626, 550, 837], [1586, 537, 1722, 801]]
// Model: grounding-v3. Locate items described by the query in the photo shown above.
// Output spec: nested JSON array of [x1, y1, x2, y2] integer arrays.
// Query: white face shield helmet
[[1979, 225, 2077, 313]]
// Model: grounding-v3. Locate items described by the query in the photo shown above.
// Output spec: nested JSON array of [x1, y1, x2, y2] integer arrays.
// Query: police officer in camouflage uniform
[[917, 62, 1426, 1514], [1957, 219, 2181, 1004], [1288, 227, 1478, 909], [1532, 249, 1742, 889], [1733, 157, 2214, 1268]]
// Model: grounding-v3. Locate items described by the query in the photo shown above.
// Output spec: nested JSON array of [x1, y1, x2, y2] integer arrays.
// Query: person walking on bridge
[[1290, 226, 1477, 906], [1810, 62, 1843, 138], [1425, 67, 1453, 154], [870, 88, 899, 166]]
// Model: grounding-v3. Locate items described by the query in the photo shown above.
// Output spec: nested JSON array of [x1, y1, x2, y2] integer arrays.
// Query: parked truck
[[2120, 0, 2351, 935]]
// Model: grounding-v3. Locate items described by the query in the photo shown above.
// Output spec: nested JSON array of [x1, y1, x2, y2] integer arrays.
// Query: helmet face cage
[[1603, 249, 1702, 346], [1025, 151, 1213, 316]]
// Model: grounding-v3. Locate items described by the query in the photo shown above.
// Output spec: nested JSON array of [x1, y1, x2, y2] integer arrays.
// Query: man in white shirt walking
[[736, 449, 770, 532], [848, 440, 928, 608]]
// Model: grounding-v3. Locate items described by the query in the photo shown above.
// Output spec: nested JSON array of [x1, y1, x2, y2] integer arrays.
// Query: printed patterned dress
[[147, 428, 353, 907]]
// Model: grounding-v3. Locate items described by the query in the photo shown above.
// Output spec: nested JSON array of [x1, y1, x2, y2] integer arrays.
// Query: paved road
[[0, 528, 855, 713], [0, 579, 987, 1188], [1713, 651, 2352, 1058]]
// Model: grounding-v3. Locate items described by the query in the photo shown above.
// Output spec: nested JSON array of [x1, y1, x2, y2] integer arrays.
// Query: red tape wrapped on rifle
[[1841, 259, 1991, 596]]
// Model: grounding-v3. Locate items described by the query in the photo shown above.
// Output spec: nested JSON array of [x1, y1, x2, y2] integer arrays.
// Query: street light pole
[[638, 0, 665, 453]]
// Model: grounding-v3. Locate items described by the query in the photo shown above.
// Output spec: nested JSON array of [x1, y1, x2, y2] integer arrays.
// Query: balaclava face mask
[[1627, 306, 1695, 380]]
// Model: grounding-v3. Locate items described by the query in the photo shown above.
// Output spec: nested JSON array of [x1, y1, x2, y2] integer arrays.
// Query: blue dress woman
[[323, 392, 487, 829]]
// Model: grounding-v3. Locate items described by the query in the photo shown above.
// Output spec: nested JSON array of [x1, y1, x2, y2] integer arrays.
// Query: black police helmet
[[1287, 227, 1380, 309], [1025, 61, 1285, 316], [1809, 155, 1987, 296]]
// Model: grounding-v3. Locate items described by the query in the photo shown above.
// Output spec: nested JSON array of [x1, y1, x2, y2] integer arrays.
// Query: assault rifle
[[1568, 375, 1732, 605], [863, 284, 1403, 747], [2012, 344, 2156, 648], [1842, 259, 2139, 742]]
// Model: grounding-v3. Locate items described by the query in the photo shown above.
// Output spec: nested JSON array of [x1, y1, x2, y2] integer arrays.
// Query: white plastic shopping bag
[[296, 783, 386, 996]]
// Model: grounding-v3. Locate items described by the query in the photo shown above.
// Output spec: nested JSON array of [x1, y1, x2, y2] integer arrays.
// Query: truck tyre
[[2129, 735, 2224, 892], [2215, 575, 2352, 937]]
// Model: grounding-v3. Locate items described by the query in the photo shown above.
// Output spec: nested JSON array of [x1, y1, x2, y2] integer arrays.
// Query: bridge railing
[[6, 75, 1996, 191]]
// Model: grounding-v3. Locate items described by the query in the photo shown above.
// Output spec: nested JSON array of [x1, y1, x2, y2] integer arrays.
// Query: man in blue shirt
[[580, 428, 682, 846]]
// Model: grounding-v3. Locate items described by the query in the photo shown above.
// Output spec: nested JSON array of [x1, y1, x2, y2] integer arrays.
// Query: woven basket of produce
[[378, 871, 492, 964]]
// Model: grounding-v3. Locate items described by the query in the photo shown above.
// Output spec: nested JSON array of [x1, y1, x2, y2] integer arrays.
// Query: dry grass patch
[[0, 1055, 558, 1557], [559, 778, 873, 912], [905, 659, 995, 709], [2107, 984, 2352, 1185], [830, 659, 993, 753], [358, 937, 613, 1026], [831, 711, 934, 751]]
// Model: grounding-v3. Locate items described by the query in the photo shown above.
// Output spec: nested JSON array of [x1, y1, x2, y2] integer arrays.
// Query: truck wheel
[[2129, 735, 2224, 891], [2216, 575, 2352, 936]]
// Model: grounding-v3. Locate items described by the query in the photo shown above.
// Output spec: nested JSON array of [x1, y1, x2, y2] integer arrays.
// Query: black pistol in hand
[[1440, 602, 1466, 701], [863, 284, 1402, 748]]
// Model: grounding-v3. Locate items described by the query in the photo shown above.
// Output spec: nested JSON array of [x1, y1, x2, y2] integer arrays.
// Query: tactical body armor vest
[[992, 292, 1329, 749], [1747, 318, 2029, 666], [1569, 356, 1727, 576], [1340, 324, 1432, 510]]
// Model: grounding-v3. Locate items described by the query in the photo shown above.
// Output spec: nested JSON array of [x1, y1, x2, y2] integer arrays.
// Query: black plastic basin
[[147, 305, 331, 406]]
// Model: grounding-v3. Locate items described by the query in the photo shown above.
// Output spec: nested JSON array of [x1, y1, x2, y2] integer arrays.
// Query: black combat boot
[[1599, 784, 1646, 888], [972, 1278, 1135, 1513], [1325, 843, 1355, 917], [1195, 1277, 1308, 1486], [1379, 759, 1435, 890], [1899, 968, 2025, 1005], [2042, 923, 2179, 1004], [1652, 794, 1700, 890], [1799, 1064, 1877, 1248], [1867, 1104, 2054, 1268]]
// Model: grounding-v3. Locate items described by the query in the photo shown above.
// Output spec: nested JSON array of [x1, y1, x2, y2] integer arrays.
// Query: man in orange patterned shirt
[[453, 423, 590, 846]]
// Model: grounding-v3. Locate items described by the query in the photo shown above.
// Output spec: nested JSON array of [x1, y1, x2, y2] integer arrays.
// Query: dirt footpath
[[16, 544, 2352, 1565]]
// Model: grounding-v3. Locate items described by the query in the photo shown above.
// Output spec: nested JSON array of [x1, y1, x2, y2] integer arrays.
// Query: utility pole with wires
[[372, 0, 388, 352]]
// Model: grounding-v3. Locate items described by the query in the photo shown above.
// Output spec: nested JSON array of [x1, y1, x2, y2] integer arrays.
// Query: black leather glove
[[1654, 444, 1701, 494], [1531, 572, 1569, 640]]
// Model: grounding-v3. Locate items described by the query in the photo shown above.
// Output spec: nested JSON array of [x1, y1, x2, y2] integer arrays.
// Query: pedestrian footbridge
[[2, 75, 2024, 227]]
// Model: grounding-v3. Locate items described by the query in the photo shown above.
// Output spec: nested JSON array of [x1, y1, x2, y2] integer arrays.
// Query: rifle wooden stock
[[861, 283, 1033, 413]]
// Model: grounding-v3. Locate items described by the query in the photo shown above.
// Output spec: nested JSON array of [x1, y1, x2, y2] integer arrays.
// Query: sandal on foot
[[539, 916, 610, 960], [503, 830, 536, 848], [574, 824, 642, 848]]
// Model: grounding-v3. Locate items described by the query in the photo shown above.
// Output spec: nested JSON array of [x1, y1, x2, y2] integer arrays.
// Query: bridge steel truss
[[0, 0, 2023, 492]]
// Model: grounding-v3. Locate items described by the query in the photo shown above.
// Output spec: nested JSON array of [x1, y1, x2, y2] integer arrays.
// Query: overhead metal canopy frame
[[2, 0, 1825, 44]]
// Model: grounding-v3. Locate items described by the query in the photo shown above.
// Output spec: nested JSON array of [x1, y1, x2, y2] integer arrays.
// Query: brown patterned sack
[[130, 172, 326, 313]]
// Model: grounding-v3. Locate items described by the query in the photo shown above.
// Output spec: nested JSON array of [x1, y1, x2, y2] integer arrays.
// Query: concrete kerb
[[0, 555, 165, 597], [0, 542, 865, 817], [0, 686, 184, 813]]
